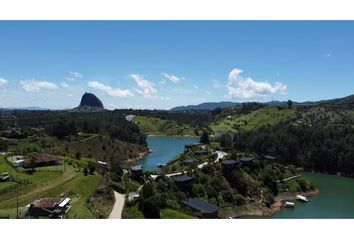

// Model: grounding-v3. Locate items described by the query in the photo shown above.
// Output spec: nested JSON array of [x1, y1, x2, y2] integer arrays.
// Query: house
[[195, 150, 208, 156], [184, 143, 202, 151], [174, 175, 195, 187], [264, 155, 277, 161], [183, 159, 196, 165], [23, 154, 59, 168], [130, 165, 143, 177], [182, 198, 219, 218], [221, 159, 240, 170], [128, 192, 140, 202], [0, 173, 10, 182], [239, 156, 254, 165], [27, 197, 71, 219]]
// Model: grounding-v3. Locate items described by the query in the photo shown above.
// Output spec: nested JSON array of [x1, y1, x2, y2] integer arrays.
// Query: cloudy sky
[[0, 21, 354, 110]]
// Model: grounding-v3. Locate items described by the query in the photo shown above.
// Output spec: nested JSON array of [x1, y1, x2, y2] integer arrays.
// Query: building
[[221, 159, 240, 170], [195, 150, 208, 156], [174, 175, 195, 187], [239, 156, 254, 165], [184, 143, 203, 151], [264, 155, 277, 161], [130, 165, 143, 177], [182, 198, 219, 218], [27, 197, 71, 218], [24, 154, 59, 168], [0, 173, 10, 182], [183, 159, 196, 165]]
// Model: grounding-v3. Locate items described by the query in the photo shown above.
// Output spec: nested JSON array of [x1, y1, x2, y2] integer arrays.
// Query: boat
[[284, 201, 295, 208], [296, 194, 309, 202]]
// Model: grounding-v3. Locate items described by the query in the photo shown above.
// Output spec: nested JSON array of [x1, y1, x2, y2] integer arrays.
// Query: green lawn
[[160, 208, 195, 219], [133, 116, 196, 136], [0, 155, 102, 218], [0, 182, 17, 191], [210, 107, 296, 132]]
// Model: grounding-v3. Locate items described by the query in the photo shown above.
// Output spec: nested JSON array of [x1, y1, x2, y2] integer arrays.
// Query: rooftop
[[31, 198, 62, 208], [174, 175, 195, 183], [264, 155, 277, 160], [24, 154, 59, 164], [130, 165, 143, 171], [221, 159, 239, 165], [239, 156, 254, 162], [182, 198, 219, 214]]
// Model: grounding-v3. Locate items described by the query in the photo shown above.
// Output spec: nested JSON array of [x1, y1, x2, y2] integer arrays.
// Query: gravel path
[[108, 191, 125, 219]]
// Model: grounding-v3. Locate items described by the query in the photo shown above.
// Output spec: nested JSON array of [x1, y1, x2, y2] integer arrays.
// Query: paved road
[[109, 191, 125, 219]]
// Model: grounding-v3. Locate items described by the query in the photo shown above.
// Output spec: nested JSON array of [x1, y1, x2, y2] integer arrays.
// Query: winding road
[[108, 191, 125, 219]]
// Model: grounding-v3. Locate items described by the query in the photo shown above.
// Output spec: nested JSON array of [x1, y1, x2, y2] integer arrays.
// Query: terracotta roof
[[32, 198, 62, 208], [24, 154, 59, 164]]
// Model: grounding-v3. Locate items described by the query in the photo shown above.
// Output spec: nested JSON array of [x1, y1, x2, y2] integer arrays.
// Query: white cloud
[[131, 74, 158, 98], [60, 82, 70, 88], [193, 84, 199, 90], [160, 96, 171, 100], [66, 71, 83, 81], [323, 53, 331, 58], [205, 90, 211, 95], [0, 78, 8, 87], [88, 81, 133, 97], [161, 73, 184, 83], [211, 80, 223, 88], [20, 79, 58, 92], [226, 68, 287, 99]]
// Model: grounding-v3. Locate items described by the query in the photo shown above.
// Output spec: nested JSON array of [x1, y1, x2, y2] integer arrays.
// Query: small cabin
[[23, 154, 59, 168], [174, 175, 195, 187], [239, 156, 254, 165], [195, 150, 208, 156], [183, 159, 196, 165], [0, 175, 10, 182], [264, 155, 277, 161], [182, 198, 219, 218], [27, 197, 71, 219], [221, 159, 240, 170], [130, 165, 143, 177], [184, 143, 203, 151]]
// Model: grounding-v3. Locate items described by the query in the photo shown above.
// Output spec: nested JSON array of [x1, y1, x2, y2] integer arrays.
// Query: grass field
[[160, 208, 195, 219], [0, 155, 102, 218], [133, 116, 196, 136], [210, 107, 296, 132]]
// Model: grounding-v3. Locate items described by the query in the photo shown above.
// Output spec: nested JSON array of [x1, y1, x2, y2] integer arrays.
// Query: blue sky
[[0, 21, 354, 110]]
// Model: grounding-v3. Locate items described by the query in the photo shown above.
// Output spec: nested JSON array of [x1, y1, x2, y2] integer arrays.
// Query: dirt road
[[108, 191, 125, 219]]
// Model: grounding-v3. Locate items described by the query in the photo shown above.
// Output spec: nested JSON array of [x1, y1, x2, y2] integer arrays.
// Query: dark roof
[[130, 165, 143, 171], [264, 155, 277, 160], [240, 156, 254, 162], [195, 150, 208, 155], [183, 159, 196, 164], [182, 198, 219, 214], [31, 198, 62, 208], [174, 175, 195, 183], [24, 154, 59, 164], [221, 159, 239, 165], [185, 143, 202, 148]]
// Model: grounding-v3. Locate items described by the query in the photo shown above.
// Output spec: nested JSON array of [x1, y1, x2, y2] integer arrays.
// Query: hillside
[[133, 116, 197, 136], [210, 106, 296, 132]]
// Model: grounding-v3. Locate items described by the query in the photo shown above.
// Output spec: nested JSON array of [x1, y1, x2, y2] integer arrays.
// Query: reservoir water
[[138, 136, 198, 172], [273, 172, 354, 218]]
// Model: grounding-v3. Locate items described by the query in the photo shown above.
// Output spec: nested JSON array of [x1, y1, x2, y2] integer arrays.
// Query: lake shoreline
[[147, 134, 198, 138], [231, 188, 320, 218]]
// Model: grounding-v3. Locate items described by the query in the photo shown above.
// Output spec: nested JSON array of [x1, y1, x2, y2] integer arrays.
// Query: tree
[[75, 152, 81, 160], [0, 138, 8, 151], [142, 182, 155, 199], [199, 130, 210, 144], [287, 99, 293, 109], [88, 162, 96, 174], [83, 167, 88, 176], [142, 199, 160, 219]]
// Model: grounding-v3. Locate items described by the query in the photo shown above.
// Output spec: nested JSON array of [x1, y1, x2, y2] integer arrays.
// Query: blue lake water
[[273, 172, 354, 218], [137, 136, 198, 172]]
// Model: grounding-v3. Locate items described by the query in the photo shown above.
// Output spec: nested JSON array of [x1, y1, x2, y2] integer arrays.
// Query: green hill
[[133, 116, 197, 136]]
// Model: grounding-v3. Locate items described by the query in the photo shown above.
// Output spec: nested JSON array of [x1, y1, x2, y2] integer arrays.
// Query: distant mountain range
[[169, 94, 354, 111]]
